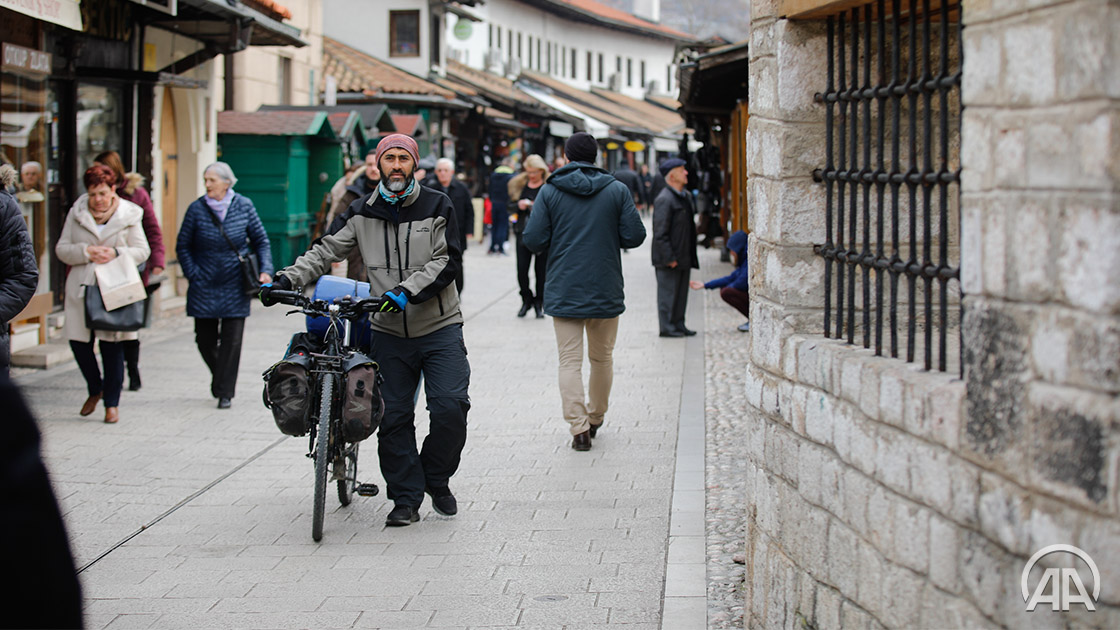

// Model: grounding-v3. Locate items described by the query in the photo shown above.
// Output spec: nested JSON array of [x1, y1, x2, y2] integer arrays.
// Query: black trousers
[[655, 266, 691, 334], [370, 324, 470, 508], [193, 318, 245, 399], [70, 338, 125, 407], [515, 234, 546, 303]]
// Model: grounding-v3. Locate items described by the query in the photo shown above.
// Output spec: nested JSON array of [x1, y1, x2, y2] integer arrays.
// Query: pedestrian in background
[[639, 163, 653, 218], [94, 150, 165, 391], [612, 161, 645, 213], [523, 132, 646, 451], [651, 157, 698, 338], [0, 164, 38, 377], [487, 158, 514, 255], [55, 164, 150, 424], [509, 154, 550, 318], [430, 158, 473, 293], [323, 148, 381, 282], [175, 162, 273, 410], [691, 229, 751, 332]]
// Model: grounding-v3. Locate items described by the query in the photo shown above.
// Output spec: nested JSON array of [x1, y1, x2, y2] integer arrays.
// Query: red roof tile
[[322, 37, 456, 98], [548, 0, 695, 40], [217, 111, 328, 136], [390, 114, 424, 135], [242, 0, 293, 20]]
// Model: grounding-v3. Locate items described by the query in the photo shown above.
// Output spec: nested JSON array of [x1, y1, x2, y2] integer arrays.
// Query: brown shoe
[[104, 407, 119, 424], [572, 430, 591, 451], [80, 393, 102, 416], [589, 422, 602, 438]]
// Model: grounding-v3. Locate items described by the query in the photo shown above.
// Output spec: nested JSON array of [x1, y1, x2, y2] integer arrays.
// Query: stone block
[[949, 460, 981, 528], [832, 399, 854, 464], [775, 19, 827, 122], [827, 521, 860, 597], [1030, 307, 1120, 394], [1006, 198, 1054, 300], [878, 368, 905, 428], [1003, 20, 1057, 106], [1077, 515, 1120, 606], [1027, 382, 1117, 509], [859, 359, 881, 422], [840, 352, 863, 404], [750, 13, 777, 58], [814, 584, 842, 630], [749, 57, 777, 117], [928, 381, 965, 451], [789, 384, 810, 437], [919, 583, 1000, 629], [839, 600, 876, 630], [979, 194, 1009, 295], [978, 473, 1033, 556], [748, 116, 827, 180], [901, 367, 932, 440], [1027, 495, 1083, 554], [796, 572, 818, 628], [880, 563, 922, 628], [958, 530, 1008, 619], [745, 361, 767, 410], [799, 503, 831, 582], [799, 441, 825, 507], [909, 442, 951, 515], [866, 486, 894, 555], [961, 25, 1003, 107], [761, 376, 783, 418], [752, 239, 824, 309], [804, 389, 834, 446], [1058, 2, 1120, 100], [929, 514, 961, 593], [819, 447, 845, 517], [749, 177, 828, 247], [876, 428, 912, 497], [855, 539, 884, 618], [959, 193, 985, 293], [1058, 203, 1120, 314], [842, 467, 872, 538], [749, 300, 785, 372], [783, 338, 800, 382], [891, 501, 930, 574], [848, 415, 878, 478]]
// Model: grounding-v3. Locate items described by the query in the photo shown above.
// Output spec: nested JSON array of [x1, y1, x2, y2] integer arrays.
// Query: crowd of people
[[2, 129, 749, 530]]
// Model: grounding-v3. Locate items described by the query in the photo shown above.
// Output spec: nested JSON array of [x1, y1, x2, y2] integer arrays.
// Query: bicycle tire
[[337, 441, 358, 506], [312, 373, 334, 542]]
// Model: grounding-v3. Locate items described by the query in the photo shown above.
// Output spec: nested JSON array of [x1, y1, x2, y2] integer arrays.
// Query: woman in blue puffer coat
[[175, 162, 273, 409]]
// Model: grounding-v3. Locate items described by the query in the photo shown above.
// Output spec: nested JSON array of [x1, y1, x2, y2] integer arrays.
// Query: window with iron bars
[[812, 0, 963, 372]]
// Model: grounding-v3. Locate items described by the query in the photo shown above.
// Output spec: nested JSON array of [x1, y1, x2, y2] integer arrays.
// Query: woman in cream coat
[[55, 164, 150, 424]]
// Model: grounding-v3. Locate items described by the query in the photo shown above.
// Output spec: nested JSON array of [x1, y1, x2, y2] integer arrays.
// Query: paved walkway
[[16, 222, 746, 630]]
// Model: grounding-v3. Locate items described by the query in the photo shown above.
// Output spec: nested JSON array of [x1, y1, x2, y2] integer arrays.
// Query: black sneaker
[[385, 504, 419, 526], [426, 485, 458, 516]]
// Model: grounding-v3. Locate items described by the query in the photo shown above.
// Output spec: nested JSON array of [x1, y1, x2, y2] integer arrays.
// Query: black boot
[[518, 300, 531, 318], [533, 298, 544, 319], [123, 340, 141, 391]]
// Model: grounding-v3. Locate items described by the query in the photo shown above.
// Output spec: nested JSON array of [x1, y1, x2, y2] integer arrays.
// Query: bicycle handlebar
[[264, 289, 386, 318]]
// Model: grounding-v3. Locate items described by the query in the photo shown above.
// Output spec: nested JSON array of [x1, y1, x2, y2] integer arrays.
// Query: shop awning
[[516, 84, 609, 139], [0, 0, 83, 31], [150, 0, 308, 48]]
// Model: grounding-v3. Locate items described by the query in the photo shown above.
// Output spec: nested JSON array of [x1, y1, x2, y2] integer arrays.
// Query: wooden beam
[[780, 0, 958, 21]]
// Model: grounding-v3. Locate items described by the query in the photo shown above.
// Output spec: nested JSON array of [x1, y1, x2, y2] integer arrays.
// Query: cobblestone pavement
[[15, 225, 748, 629]]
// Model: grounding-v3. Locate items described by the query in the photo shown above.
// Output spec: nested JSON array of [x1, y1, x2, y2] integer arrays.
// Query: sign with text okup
[[0, 0, 83, 31]]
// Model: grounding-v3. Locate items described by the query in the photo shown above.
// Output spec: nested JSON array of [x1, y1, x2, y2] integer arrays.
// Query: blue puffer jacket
[[704, 230, 749, 292], [176, 193, 273, 319]]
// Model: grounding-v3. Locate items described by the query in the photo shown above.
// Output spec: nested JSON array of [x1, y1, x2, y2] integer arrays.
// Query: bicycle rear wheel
[[337, 442, 359, 506], [312, 373, 334, 542]]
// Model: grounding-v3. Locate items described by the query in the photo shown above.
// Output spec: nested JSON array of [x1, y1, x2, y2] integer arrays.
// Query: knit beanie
[[564, 132, 599, 164], [375, 134, 420, 169]]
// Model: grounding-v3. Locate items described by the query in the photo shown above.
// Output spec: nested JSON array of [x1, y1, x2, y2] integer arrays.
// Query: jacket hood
[[122, 172, 145, 195], [547, 162, 615, 197], [727, 230, 748, 262]]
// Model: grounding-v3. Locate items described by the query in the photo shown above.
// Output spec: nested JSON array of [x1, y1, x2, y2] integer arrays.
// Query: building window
[[667, 66, 672, 92], [626, 58, 633, 86], [389, 10, 421, 57], [528, 35, 533, 68], [518, 32, 523, 60], [561, 45, 566, 76], [571, 48, 577, 78], [587, 51, 593, 81], [507, 29, 513, 59], [489, 23, 493, 48], [547, 41, 552, 73], [814, 4, 963, 371], [278, 56, 292, 105], [616, 56, 622, 73], [598, 53, 604, 83], [537, 39, 542, 70], [497, 26, 502, 51], [640, 60, 646, 88]]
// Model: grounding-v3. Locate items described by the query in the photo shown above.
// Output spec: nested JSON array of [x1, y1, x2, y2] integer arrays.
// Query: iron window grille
[[813, 0, 963, 372]]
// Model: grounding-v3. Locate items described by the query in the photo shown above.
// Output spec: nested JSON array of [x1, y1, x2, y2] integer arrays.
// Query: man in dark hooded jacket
[[0, 164, 38, 375], [523, 132, 646, 452]]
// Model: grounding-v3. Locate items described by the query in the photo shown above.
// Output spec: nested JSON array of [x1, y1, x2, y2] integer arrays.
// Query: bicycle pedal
[[356, 483, 380, 497]]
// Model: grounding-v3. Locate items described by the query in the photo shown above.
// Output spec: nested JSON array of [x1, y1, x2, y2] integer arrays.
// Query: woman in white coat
[[55, 164, 150, 424]]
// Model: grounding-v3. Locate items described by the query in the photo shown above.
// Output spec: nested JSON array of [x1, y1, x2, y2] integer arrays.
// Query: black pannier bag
[[262, 333, 321, 436], [340, 352, 383, 443]]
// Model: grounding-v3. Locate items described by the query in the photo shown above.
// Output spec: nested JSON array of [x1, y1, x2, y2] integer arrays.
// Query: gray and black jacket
[[281, 182, 463, 338]]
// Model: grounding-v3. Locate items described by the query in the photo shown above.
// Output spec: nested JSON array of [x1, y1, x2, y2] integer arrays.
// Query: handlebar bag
[[340, 351, 384, 443], [261, 332, 321, 436]]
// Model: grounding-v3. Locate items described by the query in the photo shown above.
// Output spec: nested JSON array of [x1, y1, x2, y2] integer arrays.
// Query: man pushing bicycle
[[261, 134, 470, 527]]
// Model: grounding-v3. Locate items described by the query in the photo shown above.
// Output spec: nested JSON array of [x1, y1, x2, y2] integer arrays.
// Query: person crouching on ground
[[690, 229, 751, 332], [261, 133, 471, 527], [522, 132, 646, 452]]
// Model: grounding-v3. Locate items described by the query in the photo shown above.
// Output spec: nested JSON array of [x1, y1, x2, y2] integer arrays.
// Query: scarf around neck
[[205, 189, 235, 222], [378, 178, 415, 205]]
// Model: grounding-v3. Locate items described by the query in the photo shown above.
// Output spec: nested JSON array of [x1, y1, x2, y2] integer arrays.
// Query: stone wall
[[742, 1, 1120, 627]]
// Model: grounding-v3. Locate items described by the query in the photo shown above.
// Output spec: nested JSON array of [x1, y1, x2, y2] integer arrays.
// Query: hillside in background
[[596, 0, 750, 42]]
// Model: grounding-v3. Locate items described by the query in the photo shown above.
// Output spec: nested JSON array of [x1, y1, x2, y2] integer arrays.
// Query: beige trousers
[[552, 316, 620, 435]]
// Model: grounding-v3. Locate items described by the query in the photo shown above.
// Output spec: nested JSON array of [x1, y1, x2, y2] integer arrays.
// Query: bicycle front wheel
[[312, 373, 334, 542]]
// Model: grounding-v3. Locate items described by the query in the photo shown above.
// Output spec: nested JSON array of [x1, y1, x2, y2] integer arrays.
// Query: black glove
[[378, 287, 408, 313], [259, 274, 292, 306]]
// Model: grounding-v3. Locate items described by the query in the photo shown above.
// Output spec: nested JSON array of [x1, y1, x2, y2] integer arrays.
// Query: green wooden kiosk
[[216, 111, 342, 268]]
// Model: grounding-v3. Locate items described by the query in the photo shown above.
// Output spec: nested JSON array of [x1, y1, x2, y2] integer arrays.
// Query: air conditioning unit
[[507, 57, 522, 77], [485, 48, 503, 73], [607, 73, 622, 91]]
